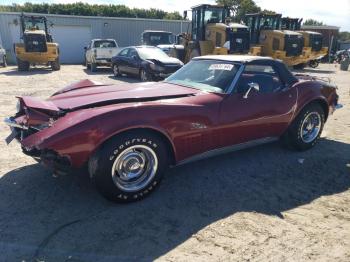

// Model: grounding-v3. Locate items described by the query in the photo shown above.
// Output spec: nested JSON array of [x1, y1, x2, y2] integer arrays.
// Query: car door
[[116, 48, 130, 73], [122, 48, 139, 75], [218, 64, 297, 147], [127, 48, 141, 76]]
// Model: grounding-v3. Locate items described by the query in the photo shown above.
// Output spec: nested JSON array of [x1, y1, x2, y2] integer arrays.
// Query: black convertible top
[[195, 55, 298, 85]]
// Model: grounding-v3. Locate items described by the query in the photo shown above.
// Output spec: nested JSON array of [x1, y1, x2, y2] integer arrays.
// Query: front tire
[[140, 68, 152, 82], [89, 131, 168, 203], [293, 63, 306, 70], [283, 104, 325, 151], [51, 58, 60, 71], [17, 58, 29, 71], [113, 64, 120, 77]]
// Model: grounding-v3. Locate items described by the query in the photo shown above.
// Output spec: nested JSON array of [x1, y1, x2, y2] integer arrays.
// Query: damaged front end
[[4, 97, 71, 174]]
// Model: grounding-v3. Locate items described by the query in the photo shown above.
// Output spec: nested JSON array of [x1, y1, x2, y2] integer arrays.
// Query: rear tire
[[282, 104, 325, 151], [89, 131, 168, 203], [2, 56, 7, 67], [90, 63, 97, 72], [113, 64, 120, 77], [17, 58, 29, 71], [85, 58, 91, 69], [293, 63, 306, 70], [51, 58, 60, 71], [309, 60, 319, 68]]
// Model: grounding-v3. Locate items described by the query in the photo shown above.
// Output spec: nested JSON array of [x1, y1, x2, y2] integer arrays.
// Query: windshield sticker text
[[208, 64, 234, 71]]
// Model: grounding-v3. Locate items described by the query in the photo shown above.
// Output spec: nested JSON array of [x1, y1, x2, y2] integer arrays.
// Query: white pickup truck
[[0, 44, 7, 67], [84, 39, 119, 72]]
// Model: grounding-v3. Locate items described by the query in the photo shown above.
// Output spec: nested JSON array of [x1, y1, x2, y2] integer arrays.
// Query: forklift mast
[[191, 4, 230, 41], [244, 13, 282, 44]]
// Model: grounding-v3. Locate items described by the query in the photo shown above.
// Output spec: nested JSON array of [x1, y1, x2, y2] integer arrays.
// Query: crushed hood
[[146, 56, 182, 64], [45, 81, 197, 111]]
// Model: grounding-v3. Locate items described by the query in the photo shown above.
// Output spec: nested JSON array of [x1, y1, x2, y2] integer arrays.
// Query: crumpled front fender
[[21, 104, 173, 168]]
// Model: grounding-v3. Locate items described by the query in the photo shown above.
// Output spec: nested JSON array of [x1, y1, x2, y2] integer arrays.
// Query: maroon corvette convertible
[[5, 55, 342, 202]]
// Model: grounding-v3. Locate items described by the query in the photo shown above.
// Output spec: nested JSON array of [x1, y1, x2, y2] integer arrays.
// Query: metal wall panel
[[0, 12, 190, 64]]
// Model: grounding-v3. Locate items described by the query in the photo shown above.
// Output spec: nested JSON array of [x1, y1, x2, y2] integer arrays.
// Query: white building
[[0, 12, 190, 64]]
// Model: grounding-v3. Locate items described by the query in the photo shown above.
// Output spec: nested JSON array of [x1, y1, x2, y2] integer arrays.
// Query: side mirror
[[243, 82, 260, 99], [132, 55, 137, 60], [84, 46, 87, 50]]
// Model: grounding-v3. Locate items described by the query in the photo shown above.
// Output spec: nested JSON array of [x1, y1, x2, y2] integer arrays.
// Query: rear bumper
[[330, 103, 343, 115], [94, 58, 112, 65], [335, 104, 343, 110], [16, 53, 58, 63]]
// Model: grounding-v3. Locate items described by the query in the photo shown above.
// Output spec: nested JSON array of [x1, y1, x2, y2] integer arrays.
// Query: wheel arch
[[94, 127, 177, 166], [299, 98, 329, 121]]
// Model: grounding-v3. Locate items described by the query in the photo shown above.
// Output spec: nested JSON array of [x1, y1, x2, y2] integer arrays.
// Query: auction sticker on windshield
[[208, 64, 234, 71]]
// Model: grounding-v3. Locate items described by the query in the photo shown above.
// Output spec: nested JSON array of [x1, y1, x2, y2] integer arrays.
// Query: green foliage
[[0, 2, 183, 20], [303, 19, 324, 26], [216, 0, 275, 21], [339, 31, 350, 41]]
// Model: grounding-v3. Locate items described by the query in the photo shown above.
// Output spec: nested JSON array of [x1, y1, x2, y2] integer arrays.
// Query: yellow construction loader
[[244, 13, 311, 67], [14, 14, 60, 71], [170, 4, 250, 63], [281, 17, 328, 68]]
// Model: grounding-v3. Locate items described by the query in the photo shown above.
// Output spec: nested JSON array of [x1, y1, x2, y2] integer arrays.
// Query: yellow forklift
[[14, 14, 60, 71], [170, 4, 250, 63], [244, 13, 310, 67], [281, 17, 328, 68]]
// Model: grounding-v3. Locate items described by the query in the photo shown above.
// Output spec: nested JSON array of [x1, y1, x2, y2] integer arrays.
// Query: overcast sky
[[2, 0, 349, 31]]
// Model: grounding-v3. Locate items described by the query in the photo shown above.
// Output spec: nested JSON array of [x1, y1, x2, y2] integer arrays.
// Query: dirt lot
[[0, 64, 349, 262]]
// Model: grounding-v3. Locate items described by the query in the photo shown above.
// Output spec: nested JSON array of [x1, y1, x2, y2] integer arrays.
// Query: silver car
[[0, 45, 7, 67]]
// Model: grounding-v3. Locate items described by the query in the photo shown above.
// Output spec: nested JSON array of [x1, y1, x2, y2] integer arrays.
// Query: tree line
[[0, 2, 183, 20], [1, 0, 348, 40]]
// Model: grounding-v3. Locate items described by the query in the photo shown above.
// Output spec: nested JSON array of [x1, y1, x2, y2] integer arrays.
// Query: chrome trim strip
[[227, 64, 245, 94], [4, 117, 28, 130], [177, 137, 278, 166]]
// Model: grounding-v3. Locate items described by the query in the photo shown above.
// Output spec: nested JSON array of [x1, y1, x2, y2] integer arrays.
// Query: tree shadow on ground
[[0, 138, 349, 261], [0, 67, 53, 76]]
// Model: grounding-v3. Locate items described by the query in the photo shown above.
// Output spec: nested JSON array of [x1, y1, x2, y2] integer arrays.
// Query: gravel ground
[[0, 64, 349, 262]]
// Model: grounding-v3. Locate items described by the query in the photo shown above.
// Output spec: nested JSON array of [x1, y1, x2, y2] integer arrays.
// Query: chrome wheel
[[140, 69, 148, 81], [111, 145, 158, 192], [113, 64, 120, 76], [300, 112, 321, 143]]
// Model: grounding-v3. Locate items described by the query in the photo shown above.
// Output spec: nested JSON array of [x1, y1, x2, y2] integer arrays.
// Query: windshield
[[94, 40, 117, 48], [137, 47, 170, 60], [147, 33, 174, 45], [260, 16, 280, 30], [165, 60, 241, 93], [204, 8, 227, 24], [23, 17, 46, 31]]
